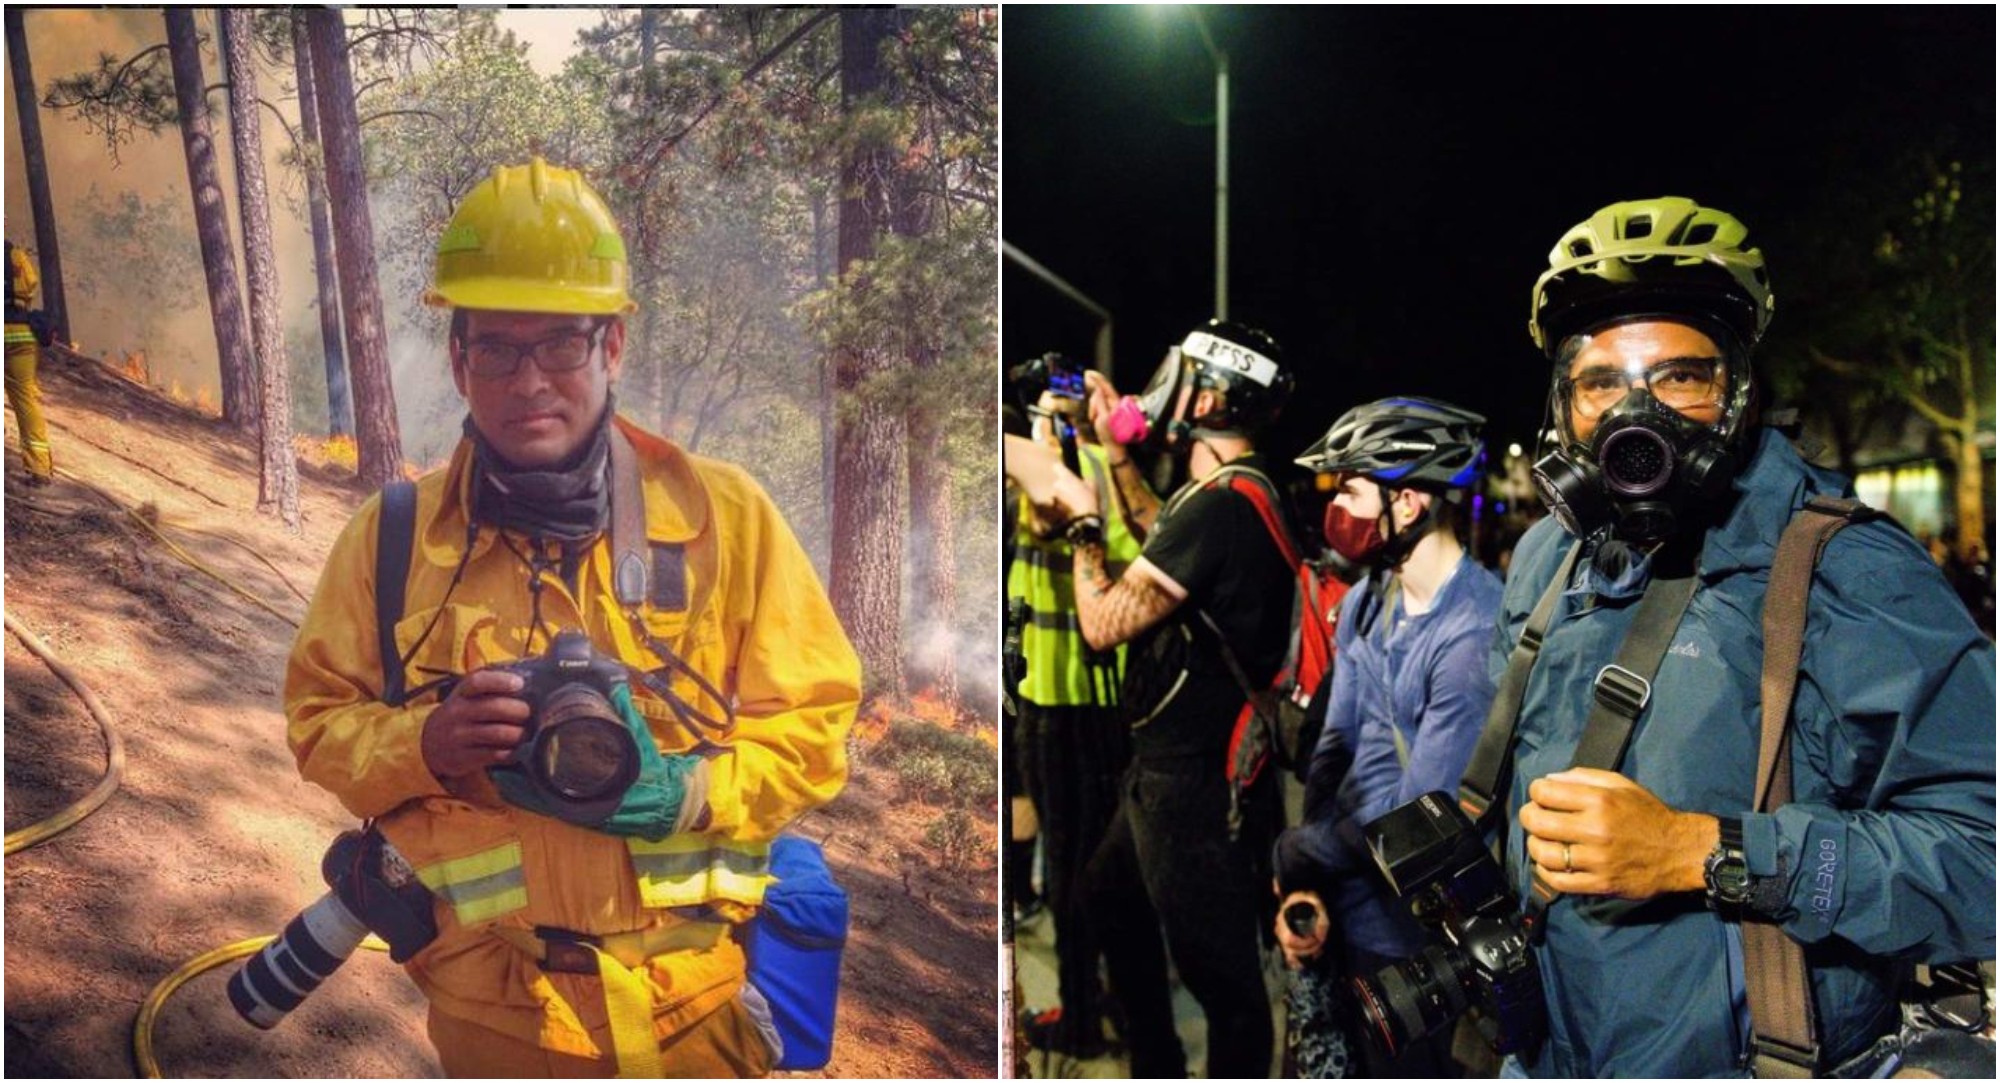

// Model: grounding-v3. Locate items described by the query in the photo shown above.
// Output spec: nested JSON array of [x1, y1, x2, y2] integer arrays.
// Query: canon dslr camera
[[1353, 792, 1546, 1059], [490, 630, 642, 827]]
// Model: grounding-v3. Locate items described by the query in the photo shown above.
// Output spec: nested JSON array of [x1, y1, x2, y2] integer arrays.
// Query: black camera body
[[490, 631, 641, 827], [1008, 352, 1086, 405], [1354, 791, 1546, 1059]]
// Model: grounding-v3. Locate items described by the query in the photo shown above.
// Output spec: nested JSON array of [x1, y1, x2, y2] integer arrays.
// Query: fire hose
[[132, 935, 390, 1078], [2, 613, 125, 854], [9, 469, 336, 1073], [54, 465, 306, 628]]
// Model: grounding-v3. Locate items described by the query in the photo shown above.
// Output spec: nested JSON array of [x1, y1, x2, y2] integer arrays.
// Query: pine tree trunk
[[222, 10, 299, 530], [894, 165, 957, 713], [291, 12, 351, 439], [305, 8, 403, 487], [5, 10, 68, 346], [830, 8, 907, 697], [903, 342, 958, 711], [165, 9, 257, 431]]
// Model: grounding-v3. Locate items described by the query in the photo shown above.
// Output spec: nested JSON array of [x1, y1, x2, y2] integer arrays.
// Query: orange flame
[[850, 690, 996, 750], [852, 698, 896, 748]]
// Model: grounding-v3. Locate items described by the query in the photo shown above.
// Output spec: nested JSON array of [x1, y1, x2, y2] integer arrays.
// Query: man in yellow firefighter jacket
[[5, 239, 54, 483], [285, 159, 860, 1077]]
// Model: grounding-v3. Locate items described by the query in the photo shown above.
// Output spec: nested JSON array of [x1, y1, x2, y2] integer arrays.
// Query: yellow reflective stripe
[[4, 326, 35, 344], [414, 840, 528, 926], [627, 837, 772, 909], [448, 880, 529, 925], [417, 839, 524, 885]]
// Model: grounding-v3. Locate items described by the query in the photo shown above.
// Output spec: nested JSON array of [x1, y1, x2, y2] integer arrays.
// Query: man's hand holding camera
[[1520, 768, 1718, 899], [422, 669, 530, 780]]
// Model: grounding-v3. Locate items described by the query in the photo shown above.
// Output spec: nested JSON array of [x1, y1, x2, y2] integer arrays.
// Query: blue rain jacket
[[1495, 430, 1996, 1077], [1277, 553, 1505, 958]]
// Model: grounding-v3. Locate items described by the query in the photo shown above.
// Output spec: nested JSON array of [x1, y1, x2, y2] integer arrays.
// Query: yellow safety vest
[[1005, 440, 1140, 707]]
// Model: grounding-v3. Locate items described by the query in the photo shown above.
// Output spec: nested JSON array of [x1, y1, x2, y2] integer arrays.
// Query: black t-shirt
[[1122, 455, 1295, 763]]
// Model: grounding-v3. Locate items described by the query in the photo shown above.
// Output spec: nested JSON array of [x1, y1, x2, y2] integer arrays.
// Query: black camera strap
[[376, 481, 419, 707], [1458, 541, 1580, 834], [372, 426, 734, 749], [1522, 544, 1699, 921], [606, 425, 736, 748]]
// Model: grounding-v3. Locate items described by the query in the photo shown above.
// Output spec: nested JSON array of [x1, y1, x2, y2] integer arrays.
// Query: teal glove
[[491, 683, 700, 841]]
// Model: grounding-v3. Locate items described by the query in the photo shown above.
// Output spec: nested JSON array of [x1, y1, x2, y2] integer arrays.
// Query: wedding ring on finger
[[1562, 842, 1575, 874]]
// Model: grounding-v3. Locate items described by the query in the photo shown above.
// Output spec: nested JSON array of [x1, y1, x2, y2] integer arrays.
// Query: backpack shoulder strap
[[1746, 494, 1883, 1077], [1755, 495, 1882, 810], [1207, 462, 1303, 568], [375, 481, 418, 707]]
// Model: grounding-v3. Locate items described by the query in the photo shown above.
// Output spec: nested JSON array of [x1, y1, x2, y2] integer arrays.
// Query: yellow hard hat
[[424, 157, 637, 315]]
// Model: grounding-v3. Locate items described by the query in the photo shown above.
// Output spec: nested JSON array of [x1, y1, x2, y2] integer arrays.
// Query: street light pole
[[1188, 8, 1228, 320]]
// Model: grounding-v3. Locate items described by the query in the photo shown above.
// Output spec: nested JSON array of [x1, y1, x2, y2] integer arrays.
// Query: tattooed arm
[[1102, 454, 1160, 540], [1072, 543, 1186, 650]]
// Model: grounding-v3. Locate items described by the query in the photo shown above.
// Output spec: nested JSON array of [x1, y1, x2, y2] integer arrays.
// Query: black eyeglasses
[[462, 326, 606, 379], [1561, 356, 1724, 421]]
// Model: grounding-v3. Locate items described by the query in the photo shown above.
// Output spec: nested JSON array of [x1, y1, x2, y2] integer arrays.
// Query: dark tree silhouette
[[305, 7, 404, 486], [165, 9, 257, 430], [290, 12, 352, 439], [221, 9, 299, 529], [5, 9, 69, 345]]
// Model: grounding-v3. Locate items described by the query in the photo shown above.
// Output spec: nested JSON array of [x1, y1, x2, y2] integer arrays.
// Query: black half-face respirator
[[1532, 385, 1739, 544]]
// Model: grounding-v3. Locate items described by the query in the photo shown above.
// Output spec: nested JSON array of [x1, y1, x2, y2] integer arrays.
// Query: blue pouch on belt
[[745, 835, 847, 1070]]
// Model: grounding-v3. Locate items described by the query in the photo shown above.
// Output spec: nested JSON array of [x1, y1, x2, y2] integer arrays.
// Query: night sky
[[1002, 6, 1995, 474]]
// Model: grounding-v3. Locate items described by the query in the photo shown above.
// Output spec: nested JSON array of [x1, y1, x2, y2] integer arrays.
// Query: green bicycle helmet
[[1528, 197, 1775, 355]]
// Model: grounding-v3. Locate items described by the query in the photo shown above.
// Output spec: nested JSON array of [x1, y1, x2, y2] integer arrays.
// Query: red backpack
[[1191, 465, 1347, 822]]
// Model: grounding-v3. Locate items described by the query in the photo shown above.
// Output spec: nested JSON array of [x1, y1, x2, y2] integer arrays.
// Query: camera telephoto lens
[[1350, 944, 1472, 1059], [227, 891, 369, 1029], [533, 685, 639, 802]]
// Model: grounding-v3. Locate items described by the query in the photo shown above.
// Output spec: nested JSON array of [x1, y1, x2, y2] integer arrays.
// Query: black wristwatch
[[1063, 514, 1105, 547], [1703, 815, 1752, 909]]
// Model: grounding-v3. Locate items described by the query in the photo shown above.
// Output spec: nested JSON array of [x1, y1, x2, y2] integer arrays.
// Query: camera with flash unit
[[489, 630, 642, 827], [1352, 792, 1546, 1061]]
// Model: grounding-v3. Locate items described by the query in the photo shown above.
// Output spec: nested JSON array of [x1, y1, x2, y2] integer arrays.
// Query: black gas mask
[[1530, 320, 1750, 544]]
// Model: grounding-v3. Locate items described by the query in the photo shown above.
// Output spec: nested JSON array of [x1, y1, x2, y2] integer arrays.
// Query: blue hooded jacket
[[1278, 552, 1505, 958], [1494, 430, 1996, 1077]]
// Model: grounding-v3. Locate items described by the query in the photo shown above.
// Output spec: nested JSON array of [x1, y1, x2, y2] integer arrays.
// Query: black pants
[[1003, 706, 1039, 914], [1019, 702, 1130, 1047], [1087, 758, 1274, 1078]]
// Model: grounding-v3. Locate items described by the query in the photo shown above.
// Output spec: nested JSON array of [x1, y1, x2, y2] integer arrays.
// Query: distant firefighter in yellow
[[4, 238, 54, 484]]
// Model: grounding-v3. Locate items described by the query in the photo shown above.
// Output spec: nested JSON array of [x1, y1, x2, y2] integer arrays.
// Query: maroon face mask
[[1323, 500, 1386, 565]]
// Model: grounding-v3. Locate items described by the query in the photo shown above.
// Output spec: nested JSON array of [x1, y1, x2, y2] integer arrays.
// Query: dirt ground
[[3, 352, 997, 1078]]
